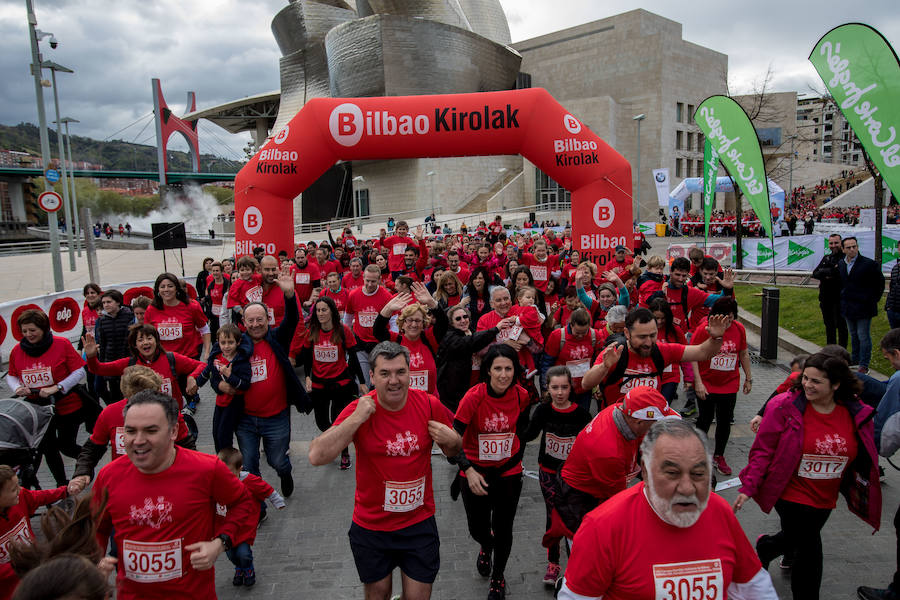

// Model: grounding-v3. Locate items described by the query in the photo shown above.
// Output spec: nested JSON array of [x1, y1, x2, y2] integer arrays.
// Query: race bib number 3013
[[653, 558, 723, 600], [123, 539, 183, 582]]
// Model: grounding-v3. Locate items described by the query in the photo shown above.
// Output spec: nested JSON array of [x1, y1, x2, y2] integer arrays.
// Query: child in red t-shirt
[[217, 449, 286, 587], [227, 256, 263, 316], [514, 286, 545, 378]]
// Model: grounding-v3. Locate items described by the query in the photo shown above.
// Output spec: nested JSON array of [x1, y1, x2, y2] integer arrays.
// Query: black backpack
[[129, 351, 180, 397], [603, 343, 666, 392]]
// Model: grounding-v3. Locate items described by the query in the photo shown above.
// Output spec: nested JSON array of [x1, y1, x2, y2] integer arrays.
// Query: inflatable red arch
[[234, 88, 632, 266]]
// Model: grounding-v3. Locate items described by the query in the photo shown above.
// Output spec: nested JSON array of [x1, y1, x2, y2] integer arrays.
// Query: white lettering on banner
[[295, 272, 310, 285], [314, 344, 338, 363], [566, 358, 589, 378], [798, 454, 848, 480], [580, 234, 628, 251], [235, 240, 276, 256], [250, 358, 268, 383], [544, 433, 575, 461], [820, 41, 900, 167], [273, 125, 290, 145], [157, 323, 182, 341], [383, 477, 426, 513], [409, 370, 428, 391], [56, 306, 72, 322], [160, 378, 172, 396], [0, 518, 31, 564], [710, 354, 737, 371], [592, 198, 615, 228], [243, 206, 263, 236], [21, 367, 53, 388], [652, 558, 723, 600], [698, 107, 765, 196], [554, 139, 598, 152], [478, 432, 514, 461], [563, 113, 582, 134], [358, 312, 377, 328], [123, 539, 183, 582], [114, 427, 126, 455]]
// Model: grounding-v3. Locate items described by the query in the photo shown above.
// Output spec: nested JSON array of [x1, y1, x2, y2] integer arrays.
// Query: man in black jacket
[[94, 290, 134, 404], [838, 236, 885, 373], [812, 233, 848, 347]]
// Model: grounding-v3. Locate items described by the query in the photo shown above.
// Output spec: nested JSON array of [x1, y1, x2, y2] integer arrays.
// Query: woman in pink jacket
[[733, 352, 881, 600]]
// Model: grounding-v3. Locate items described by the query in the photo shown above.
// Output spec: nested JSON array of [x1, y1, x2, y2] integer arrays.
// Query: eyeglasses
[[404, 318, 424, 325], [454, 315, 470, 321]]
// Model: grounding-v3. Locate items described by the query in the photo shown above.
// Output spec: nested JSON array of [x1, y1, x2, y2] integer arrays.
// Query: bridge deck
[[0, 167, 235, 183]]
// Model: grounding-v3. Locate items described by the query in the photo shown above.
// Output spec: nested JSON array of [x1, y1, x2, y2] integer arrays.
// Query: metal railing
[[0, 240, 70, 256]]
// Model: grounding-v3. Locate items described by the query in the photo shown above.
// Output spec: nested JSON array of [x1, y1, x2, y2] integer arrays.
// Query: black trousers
[[311, 382, 356, 433], [40, 409, 84, 486], [757, 499, 832, 600], [820, 300, 848, 347], [460, 472, 523, 579], [695, 392, 737, 456]]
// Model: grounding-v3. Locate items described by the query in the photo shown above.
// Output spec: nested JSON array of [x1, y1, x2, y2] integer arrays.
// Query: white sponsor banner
[[666, 242, 733, 266], [733, 234, 823, 271], [860, 209, 888, 229], [653, 169, 670, 207]]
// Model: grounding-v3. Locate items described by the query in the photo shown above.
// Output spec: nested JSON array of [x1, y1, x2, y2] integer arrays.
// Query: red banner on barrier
[[234, 88, 632, 267]]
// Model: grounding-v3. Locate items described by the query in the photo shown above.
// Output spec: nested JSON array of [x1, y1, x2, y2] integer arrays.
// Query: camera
[[49, 36, 58, 49]]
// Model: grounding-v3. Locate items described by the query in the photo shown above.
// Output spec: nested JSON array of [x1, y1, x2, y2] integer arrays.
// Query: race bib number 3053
[[123, 539, 183, 582], [383, 477, 426, 513], [653, 558, 723, 600]]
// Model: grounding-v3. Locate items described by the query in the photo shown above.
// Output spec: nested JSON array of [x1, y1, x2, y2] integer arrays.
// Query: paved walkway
[[5, 349, 897, 599]]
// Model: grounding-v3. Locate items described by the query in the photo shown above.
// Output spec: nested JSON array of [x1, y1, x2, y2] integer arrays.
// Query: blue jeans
[[236, 408, 292, 477], [888, 309, 900, 330], [226, 542, 253, 569], [845, 316, 873, 368]]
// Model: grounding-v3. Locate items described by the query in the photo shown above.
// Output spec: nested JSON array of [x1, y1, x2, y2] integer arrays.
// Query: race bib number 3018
[[478, 433, 514, 461], [653, 558, 723, 600]]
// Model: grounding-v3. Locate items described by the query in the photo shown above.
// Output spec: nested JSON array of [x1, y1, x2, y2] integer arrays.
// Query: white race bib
[[620, 375, 658, 394], [267, 307, 276, 325], [710, 353, 737, 371], [566, 358, 589, 378], [383, 477, 426, 513], [410, 370, 429, 391], [212, 303, 224, 317], [478, 432, 514, 461], [157, 323, 183, 341], [314, 344, 338, 363], [358, 312, 377, 328], [530, 264, 548, 281], [160, 378, 172, 396], [544, 433, 575, 461], [113, 426, 126, 456], [250, 358, 268, 383], [123, 539, 183, 582], [797, 454, 848, 480], [245, 285, 263, 303], [495, 324, 522, 343], [0, 518, 30, 564], [652, 558, 723, 600], [21, 367, 53, 388], [295, 272, 310, 285], [392, 243, 406, 256]]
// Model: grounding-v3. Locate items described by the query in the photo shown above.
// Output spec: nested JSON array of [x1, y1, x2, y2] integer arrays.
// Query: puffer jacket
[[94, 306, 134, 362], [739, 389, 881, 531]]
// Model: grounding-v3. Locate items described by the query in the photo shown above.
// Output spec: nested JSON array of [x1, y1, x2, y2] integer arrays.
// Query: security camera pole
[[26, 0, 64, 291]]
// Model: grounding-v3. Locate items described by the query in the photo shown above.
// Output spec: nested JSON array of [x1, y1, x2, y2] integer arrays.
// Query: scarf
[[20, 330, 53, 358]]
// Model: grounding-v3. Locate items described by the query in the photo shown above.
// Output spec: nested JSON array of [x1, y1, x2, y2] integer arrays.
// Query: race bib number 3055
[[383, 477, 426, 513], [653, 558, 723, 600], [123, 539, 183, 582]]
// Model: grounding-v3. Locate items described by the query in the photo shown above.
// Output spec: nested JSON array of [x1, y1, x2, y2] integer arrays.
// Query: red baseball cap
[[620, 387, 680, 421]]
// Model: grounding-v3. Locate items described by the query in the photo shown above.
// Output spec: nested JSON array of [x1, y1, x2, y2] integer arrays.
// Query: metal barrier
[[0, 240, 69, 256]]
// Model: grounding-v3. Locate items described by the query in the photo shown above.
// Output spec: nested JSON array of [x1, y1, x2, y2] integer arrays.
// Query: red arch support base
[[152, 78, 200, 183], [234, 88, 632, 266]]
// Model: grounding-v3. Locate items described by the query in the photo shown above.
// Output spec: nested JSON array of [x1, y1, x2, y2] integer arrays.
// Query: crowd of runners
[[1, 216, 898, 600]]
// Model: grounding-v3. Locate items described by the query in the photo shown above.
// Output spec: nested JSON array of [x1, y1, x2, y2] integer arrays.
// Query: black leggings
[[40, 410, 84, 486], [460, 472, 523, 579], [538, 469, 562, 563], [695, 391, 737, 455], [311, 382, 356, 433], [757, 499, 832, 600]]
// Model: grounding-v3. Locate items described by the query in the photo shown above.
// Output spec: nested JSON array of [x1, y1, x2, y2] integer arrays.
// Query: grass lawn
[[733, 283, 893, 375]]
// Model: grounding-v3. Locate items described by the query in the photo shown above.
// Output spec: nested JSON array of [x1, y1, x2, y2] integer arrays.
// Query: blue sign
[[45, 169, 60, 183]]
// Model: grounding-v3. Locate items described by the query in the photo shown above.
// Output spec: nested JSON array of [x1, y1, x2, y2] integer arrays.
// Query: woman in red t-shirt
[[144, 273, 210, 360], [434, 270, 464, 311], [7, 309, 87, 487], [647, 297, 688, 404], [690, 297, 752, 476], [299, 296, 365, 470], [452, 344, 531, 600]]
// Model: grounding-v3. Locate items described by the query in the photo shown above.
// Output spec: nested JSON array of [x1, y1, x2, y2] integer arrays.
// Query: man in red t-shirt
[[309, 341, 461, 600], [383, 221, 416, 276], [667, 257, 734, 334], [520, 239, 559, 292], [91, 390, 256, 600], [341, 257, 365, 293], [559, 419, 776, 600], [345, 265, 395, 385], [581, 308, 728, 408], [291, 247, 321, 304]]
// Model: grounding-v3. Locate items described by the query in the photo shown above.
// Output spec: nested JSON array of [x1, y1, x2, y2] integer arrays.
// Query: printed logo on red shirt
[[129, 496, 174, 529], [49, 297, 80, 332], [385, 432, 421, 457], [482, 412, 510, 432]]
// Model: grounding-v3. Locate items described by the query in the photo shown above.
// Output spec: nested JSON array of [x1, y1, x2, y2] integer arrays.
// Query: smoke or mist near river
[[107, 185, 225, 235]]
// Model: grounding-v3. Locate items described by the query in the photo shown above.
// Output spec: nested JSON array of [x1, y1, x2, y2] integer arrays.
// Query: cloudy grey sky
[[0, 0, 897, 163]]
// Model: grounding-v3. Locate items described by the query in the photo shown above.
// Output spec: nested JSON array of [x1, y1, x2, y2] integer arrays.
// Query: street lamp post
[[633, 114, 646, 225], [45, 60, 75, 271], [788, 134, 798, 199], [26, 0, 63, 291], [426, 170, 436, 221], [60, 117, 81, 256], [352, 175, 364, 232]]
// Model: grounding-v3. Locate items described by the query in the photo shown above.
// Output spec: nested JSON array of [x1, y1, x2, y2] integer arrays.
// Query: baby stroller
[[0, 398, 55, 489]]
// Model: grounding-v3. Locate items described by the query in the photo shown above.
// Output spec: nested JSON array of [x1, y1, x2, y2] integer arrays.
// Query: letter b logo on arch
[[592, 198, 615, 228], [330, 103, 364, 147], [244, 206, 263, 235]]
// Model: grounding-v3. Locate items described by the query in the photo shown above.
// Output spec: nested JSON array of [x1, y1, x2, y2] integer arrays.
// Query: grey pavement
[[4, 349, 898, 599]]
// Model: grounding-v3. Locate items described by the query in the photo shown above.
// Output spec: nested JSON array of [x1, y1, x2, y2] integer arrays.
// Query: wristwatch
[[216, 533, 233, 552]]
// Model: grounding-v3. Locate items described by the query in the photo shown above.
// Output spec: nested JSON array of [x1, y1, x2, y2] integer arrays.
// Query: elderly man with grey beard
[[558, 420, 777, 600]]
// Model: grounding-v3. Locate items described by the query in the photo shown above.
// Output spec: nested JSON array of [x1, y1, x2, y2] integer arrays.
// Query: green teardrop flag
[[809, 23, 900, 198], [702, 139, 719, 245], [694, 96, 771, 236]]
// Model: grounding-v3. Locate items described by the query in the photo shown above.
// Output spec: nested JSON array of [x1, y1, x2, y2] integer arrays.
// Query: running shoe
[[713, 455, 732, 475], [779, 554, 793, 569], [755, 534, 772, 570], [232, 567, 244, 586], [880, 466, 886, 482], [476, 549, 492, 577], [858, 586, 900, 600], [182, 401, 197, 416], [680, 403, 697, 417], [340, 454, 352, 470], [488, 577, 506, 600], [243, 567, 256, 587], [543, 562, 561, 586], [280, 473, 294, 498]]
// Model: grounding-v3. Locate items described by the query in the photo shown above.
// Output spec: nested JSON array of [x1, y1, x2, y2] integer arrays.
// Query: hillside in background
[[0, 122, 244, 173]]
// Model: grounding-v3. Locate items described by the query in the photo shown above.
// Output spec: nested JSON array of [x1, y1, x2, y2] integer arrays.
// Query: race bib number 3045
[[123, 539, 183, 582], [653, 558, 723, 600]]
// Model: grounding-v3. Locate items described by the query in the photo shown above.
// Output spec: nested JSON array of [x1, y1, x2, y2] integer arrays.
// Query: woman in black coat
[[435, 304, 511, 412]]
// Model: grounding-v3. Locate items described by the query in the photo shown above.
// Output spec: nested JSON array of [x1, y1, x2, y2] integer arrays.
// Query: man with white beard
[[558, 419, 777, 600]]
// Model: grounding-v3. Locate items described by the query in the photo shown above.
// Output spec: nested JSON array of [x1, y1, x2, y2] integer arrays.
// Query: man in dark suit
[[812, 233, 848, 347], [838, 236, 885, 373]]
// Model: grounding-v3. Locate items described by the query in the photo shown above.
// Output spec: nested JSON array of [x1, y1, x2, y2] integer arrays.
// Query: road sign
[[44, 168, 60, 183], [38, 191, 63, 213]]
